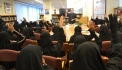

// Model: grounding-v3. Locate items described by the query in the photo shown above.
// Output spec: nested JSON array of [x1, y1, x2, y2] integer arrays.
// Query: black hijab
[[73, 35, 86, 51], [117, 31, 122, 44], [74, 26, 82, 35], [99, 25, 111, 41], [69, 26, 82, 43], [14, 20, 19, 31], [0, 31, 10, 49], [69, 35, 86, 60], [52, 26, 60, 41], [70, 42, 107, 70], [16, 44, 44, 70], [107, 44, 122, 70], [39, 32, 53, 49], [22, 27, 35, 40]]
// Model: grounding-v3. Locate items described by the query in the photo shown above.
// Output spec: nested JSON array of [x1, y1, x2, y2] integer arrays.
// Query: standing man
[[65, 8, 77, 24]]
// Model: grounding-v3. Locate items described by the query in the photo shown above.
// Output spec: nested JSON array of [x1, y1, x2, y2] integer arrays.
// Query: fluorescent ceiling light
[[35, 0, 43, 4]]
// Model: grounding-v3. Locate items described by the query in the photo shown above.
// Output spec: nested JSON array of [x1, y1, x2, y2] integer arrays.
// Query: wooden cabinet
[[0, 15, 17, 22]]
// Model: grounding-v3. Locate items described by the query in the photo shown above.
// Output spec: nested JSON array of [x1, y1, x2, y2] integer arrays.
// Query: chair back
[[21, 39, 37, 48], [102, 41, 111, 52], [68, 43, 74, 53], [34, 33, 41, 40], [52, 41, 58, 45], [42, 55, 62, 70], [0, 49, 19, 62]]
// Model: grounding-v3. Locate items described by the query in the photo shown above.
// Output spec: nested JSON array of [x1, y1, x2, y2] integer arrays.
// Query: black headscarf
[[22, 27, 35, 40], [16, 44, 44, 70], [69, 35, 86, 60], [14, 20, 19, 31], [0, 31, 10, 49], [70, 42, 107, 70], [74, 26, 82, 34], [99, 25, 111, 41], [69, 26, 82, 43], [107, 44, 122, 70], [52, 26, 60, 41], [117, 31, 122, 44], [39, 32, 59, 57], [39, 32, 53, 49]]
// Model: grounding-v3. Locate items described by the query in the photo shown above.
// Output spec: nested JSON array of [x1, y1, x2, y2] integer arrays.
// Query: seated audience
[[38, 16, 66, 57], [71, 14, 122, 70], [0, 23, 25, 51], [22, 27, 36, 40]]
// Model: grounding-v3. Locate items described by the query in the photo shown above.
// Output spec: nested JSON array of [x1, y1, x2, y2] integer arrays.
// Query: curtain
[[15, 2, 43, 23]]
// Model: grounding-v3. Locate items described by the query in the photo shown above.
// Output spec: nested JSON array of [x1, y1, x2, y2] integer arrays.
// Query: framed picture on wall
[[4, 2, 12, 13], [45, 9, 49, 14]]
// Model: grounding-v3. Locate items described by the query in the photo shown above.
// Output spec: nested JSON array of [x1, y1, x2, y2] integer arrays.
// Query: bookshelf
[[114, 7, 122, 16], [0, 15, 17, 22], [40, 14, 44, 19]]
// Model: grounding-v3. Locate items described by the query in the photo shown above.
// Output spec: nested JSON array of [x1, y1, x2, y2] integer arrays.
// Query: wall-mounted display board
[[93, 0, 106, 19]]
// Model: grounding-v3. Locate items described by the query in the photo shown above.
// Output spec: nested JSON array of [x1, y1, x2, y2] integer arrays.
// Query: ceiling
[[14, 0, 67, 9]]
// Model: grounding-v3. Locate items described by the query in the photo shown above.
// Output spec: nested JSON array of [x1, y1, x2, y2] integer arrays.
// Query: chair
[[42, 55, 62, 70], [34, 33, 41, 40], [101, 56, 109, 64], [0, 49, 19, 70], [68, 43, 74, 53], [52, 41, 58, 45], [21, 39, 38, 48], [102, 41, 111, 52]]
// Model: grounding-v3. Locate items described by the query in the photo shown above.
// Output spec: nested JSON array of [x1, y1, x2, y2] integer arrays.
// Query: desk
[[63, 24, 90, 42]]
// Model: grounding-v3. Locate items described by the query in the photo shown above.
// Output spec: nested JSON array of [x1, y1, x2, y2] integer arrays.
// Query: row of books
[[1, 17, 17, 21]]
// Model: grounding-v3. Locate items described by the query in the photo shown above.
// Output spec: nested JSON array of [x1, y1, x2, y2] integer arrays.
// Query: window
[[15, 2, 43, 23]]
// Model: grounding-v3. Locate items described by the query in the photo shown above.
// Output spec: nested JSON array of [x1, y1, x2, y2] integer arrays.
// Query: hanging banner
[[93, 0, 106, 19]]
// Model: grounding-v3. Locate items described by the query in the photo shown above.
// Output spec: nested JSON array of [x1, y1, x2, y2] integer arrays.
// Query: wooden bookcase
[[114, 7, 122, 16], [40, 14, 44, 19], [0, 15, 17, 22]]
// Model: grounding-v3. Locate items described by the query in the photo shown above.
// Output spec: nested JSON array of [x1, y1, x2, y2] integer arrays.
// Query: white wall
[[106, 0, 119, 14], [83, 0, 93, 20], [43, 0, 52, 21], [0, 0, 15, 15]]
